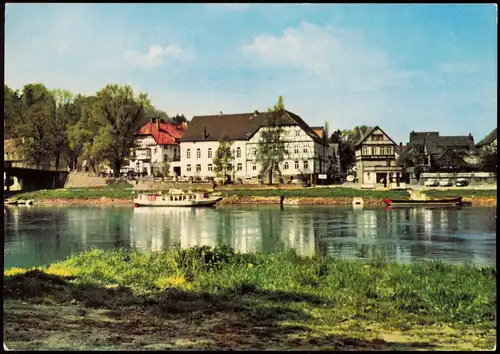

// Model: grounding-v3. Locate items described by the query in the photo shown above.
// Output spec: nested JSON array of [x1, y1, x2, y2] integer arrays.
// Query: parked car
[[439, 179, 453, 187], [455, 178, 468, 187], [424, 179, 439, 187]]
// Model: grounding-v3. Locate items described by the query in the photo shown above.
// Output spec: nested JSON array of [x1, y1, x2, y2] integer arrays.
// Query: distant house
[[127, 119, 186, 177], [312, 126, 341, 179], [178, 110, 333, 182], [353, 126, 402, 184], [407, 131, 476, 171], [476, 128, 497, 151]]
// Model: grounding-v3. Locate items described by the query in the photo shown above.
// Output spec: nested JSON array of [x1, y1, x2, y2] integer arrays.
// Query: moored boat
[[383, 197, 462, 207], [133, 189, 223, 207]]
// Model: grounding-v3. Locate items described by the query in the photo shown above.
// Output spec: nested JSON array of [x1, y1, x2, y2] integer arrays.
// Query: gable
[[354, 126, 398, 147]]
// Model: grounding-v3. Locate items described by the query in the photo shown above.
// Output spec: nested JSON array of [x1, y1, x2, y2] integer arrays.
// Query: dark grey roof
[[179, 110, 328, 146], [409, 131, 440, 144], [476, 128, 497, 147], [408, 131, 476, 154]]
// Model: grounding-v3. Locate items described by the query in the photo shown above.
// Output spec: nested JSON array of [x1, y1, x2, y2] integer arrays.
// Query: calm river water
[[3, 205, 497, 268]]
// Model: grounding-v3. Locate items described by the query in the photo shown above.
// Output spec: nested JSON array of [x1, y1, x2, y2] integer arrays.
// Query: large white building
[[178, 110, 336, 183], [126, 119, 186, 177]]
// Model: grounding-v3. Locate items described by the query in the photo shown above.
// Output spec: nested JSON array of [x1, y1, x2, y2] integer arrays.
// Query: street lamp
[[135, 161, 140, 184]]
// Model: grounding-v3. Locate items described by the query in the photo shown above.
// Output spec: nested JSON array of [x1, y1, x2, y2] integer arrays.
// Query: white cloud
[[123, 44, 195, 70], [242, 21, 419, 90]]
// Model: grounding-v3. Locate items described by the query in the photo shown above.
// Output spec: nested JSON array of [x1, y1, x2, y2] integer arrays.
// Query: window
[[208, 148, 212, 158], [294, 146, 299, 154], [196, 164, 201, 172], [371, 147, 377, 155], [295, 130, 300, 136], [186, 149, 191, 159], [228, 164, 233, 171], [196, 148, 201, 159], [208, 164, 213, 171], [295, 161, 299, 169], [236, 147, 241, 158], [252, 147, 256, 156], [186, 164, 191, 172], [284, 162, 289, 170], [284, 149, 289, 155], [303, 148, 308, 154], [237, 163, 242, 171], [303, 161, 309, 170], [362, 146, 369, 155], [252, 165, 257, 171], [372, 134, 383, 141]]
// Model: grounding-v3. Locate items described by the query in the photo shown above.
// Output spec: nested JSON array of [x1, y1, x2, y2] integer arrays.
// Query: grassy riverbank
[[8, 185, 497, 205], [4, 246, 496, 350]]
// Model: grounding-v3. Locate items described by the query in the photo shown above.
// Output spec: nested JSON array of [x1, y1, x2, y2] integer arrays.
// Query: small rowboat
[[134, 189, 222, 208], [383, 197, 462, 207]]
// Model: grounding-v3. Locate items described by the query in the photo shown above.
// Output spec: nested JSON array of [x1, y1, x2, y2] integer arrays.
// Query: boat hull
[[133, 197, 222, 207], [383, 197, 462, 207]]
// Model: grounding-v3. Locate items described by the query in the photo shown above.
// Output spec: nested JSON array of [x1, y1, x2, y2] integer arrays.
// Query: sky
[[4, 3, 497, 144]]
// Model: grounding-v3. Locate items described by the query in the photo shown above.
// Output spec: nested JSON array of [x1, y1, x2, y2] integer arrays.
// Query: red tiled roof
[[136, 121, 186, 145]]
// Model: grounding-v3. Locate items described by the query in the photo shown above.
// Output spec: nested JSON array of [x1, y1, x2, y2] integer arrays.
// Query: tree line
[[4, 83, 187, 177]]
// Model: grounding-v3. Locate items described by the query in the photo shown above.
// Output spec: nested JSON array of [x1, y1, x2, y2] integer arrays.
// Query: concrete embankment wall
[[64, 173, 108, 188]]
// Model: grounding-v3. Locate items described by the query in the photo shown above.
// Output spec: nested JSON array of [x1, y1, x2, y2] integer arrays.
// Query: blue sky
[[5, 3, 497, 144]]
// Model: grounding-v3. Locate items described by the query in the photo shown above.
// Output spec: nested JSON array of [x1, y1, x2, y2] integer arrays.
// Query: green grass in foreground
[[3, 246, 496, 350]]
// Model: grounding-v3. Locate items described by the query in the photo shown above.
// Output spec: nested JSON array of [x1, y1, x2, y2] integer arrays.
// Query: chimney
[[324, 121, 329, 141], [204, 126, 208, 139], [219, 111, 223, 116], [253, 110, 259, 116], [156, 118, 160, 131]]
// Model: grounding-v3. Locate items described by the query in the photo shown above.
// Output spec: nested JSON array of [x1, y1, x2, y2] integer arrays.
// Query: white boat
[[133, 189, 223, 208]]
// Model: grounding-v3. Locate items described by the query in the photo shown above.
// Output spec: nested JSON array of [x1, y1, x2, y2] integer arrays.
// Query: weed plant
[[4, 245, 496, 330]]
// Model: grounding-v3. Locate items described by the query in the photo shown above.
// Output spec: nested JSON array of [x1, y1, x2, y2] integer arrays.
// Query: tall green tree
[[14, 84, 57, 166], [435, 146, 472, 173], [4, 85, 24, 140], [329, 126, 373, 175], [397, 144, 426, 181], [170, 114, 187, 125], [478, 149, 497, 173], [91, 84, 152, 176], [48, 89, 80, 169], [213, 136, 234, 182], [67, 95, 109, 176], [256, 96, 286, 185]]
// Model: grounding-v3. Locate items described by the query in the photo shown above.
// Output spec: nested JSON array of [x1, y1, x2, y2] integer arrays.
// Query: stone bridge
[[4, 161, 70, 192]]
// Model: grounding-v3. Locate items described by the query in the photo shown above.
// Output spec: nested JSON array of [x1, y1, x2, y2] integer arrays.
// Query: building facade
[[126, 119, 186, 177], [178, 110, 334, 182], [353, 126, 402, 184], [407, 131, 477, 171]]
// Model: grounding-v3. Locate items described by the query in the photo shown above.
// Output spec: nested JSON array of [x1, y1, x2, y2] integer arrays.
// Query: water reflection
[[3, 205, 496, 268]]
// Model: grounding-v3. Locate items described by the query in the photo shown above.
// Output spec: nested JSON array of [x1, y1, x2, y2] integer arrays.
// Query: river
[[3, 205, 496, 268]]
